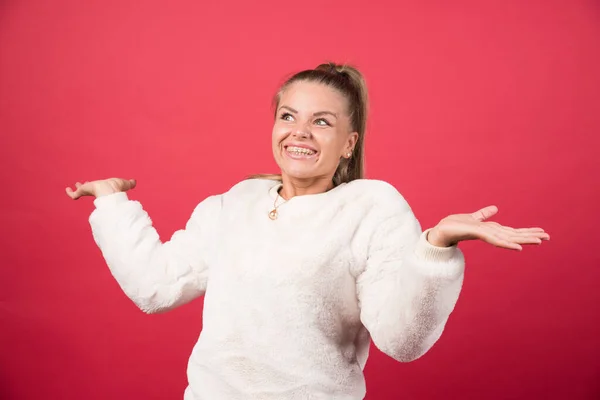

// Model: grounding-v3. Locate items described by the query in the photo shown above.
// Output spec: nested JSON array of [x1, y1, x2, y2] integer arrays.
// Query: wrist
[[426, 227, 453, 248]]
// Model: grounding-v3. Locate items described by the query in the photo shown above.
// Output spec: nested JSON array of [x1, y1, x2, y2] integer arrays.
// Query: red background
[[1, 0, 599, 399]]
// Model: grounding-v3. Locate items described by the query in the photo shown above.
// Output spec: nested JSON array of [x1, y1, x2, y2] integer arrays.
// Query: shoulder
[[225, 178, 278, 196], [191, 178, 275, 216], [218, 178, 278, 206], [341, 180, 421, 266], [345, 179, 404, 197], [342, 179, 412, 213]]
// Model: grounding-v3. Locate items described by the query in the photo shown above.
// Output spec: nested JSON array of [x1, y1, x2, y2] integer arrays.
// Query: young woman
[[66, 63, 549, 400]]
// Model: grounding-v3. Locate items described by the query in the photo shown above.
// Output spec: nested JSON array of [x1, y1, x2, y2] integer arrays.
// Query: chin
[[282, 166, 318, 180]]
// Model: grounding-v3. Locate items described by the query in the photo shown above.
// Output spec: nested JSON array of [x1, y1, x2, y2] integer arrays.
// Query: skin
[[272, 81, 358, 199], [66, 81, 550, 249]]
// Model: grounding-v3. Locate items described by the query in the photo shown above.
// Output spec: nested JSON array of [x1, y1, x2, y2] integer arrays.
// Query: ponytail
[[249, 62, 369, 186]]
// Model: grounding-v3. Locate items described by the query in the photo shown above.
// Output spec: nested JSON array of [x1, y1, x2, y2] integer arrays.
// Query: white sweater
[[89, 178, 465, 400]]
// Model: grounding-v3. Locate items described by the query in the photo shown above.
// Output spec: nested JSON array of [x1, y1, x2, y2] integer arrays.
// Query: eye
[[280, 112, 294, 121], [314, 118, 331, 127]]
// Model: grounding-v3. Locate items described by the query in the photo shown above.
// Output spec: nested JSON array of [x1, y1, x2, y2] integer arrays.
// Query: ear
[[342, 132, 359, 158]]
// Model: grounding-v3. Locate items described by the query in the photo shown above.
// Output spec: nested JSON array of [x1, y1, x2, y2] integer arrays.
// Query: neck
[[279, 174, 334, 200]]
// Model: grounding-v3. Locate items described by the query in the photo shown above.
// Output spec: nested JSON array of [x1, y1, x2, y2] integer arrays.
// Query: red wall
[[1, 1, 598, 399]]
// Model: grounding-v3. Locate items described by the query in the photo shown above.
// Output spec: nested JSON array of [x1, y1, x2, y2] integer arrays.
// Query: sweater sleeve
[[88, 191, 222, 314], [356, 194, 465, 362]]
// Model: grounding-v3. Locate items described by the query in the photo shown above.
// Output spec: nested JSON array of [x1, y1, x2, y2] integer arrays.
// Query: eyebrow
[[278, 105, 338, 119]]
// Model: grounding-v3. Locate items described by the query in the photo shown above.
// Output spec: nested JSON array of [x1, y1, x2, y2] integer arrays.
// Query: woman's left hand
[[427, 205, 550, 250]]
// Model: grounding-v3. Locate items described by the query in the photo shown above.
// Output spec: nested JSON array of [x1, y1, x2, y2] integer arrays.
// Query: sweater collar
[[268, 182, 347, 203]]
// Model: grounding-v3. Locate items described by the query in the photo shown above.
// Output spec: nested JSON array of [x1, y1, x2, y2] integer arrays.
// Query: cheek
[[271, 125, 288, 157], [315, 131, 344, 156], [272, 123, 288, 143]]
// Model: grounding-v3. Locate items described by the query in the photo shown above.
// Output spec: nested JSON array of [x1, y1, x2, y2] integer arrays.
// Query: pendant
[[268, 209, 278, 220]]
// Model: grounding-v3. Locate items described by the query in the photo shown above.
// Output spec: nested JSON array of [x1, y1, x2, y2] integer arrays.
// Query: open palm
[[429, 206, 550, 250], [65, 178, 136, 200]]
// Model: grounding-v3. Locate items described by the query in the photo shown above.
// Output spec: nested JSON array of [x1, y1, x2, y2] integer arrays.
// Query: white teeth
[[287, 146, 315, 156]]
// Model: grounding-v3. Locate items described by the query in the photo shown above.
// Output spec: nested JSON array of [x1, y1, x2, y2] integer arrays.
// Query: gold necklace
[[268, 189, 286, 220]]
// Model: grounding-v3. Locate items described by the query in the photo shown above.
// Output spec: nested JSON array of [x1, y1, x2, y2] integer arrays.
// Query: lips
[[284, 144, 318, 159], [286, 146, 316, 156]]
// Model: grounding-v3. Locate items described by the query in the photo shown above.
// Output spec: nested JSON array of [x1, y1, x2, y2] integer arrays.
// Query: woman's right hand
[[65, 178, 137, 200]]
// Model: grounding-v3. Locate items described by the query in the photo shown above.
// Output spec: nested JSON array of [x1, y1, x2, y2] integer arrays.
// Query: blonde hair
[[249, 62, 369, 186]]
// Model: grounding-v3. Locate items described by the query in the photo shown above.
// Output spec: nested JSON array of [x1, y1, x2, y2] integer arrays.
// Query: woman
[[66, 63, 549, 400]]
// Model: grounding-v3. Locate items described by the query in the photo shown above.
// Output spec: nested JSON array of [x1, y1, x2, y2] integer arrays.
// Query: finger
[[472, 205, 498, 222], [493, 225, 550, 240], [513, 227, 546, 233], [477, 227, 521, 250], [491, 225, 549, 242], [508, 235, 543, 245], [524, 231, 550, 240], [487, 232, 523, 251], [515, 228, 550, 239], [75, 182, 82, 188], [493, 229, 544, 245], [120, 179, 135, 190], [502, 228, 550, 241], [129, 179, 137, 189], [65, 187, 79, 200]]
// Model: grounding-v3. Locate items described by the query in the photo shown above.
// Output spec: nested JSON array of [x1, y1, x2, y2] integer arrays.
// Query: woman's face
[[272, 81, 358, 183]]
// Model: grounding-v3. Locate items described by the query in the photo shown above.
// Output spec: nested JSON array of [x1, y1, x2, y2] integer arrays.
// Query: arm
[[356, 198, 465, 362], [88, 191, 222, 314]]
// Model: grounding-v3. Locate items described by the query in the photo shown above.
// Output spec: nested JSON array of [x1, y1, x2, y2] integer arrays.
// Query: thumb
[[471, 205, 498, 221]]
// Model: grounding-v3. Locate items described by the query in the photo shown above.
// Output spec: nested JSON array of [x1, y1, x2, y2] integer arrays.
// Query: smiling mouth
[[285, 146, 317, 157]]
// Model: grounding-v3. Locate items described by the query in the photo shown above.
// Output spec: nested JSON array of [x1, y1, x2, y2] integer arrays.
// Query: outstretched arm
[[356, 189, 549, 362], [356, 207, 465, 362], [68, 178, 222, 314]]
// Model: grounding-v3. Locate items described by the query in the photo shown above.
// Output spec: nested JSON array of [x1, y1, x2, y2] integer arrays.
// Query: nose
[[292, 125, 311, 139]]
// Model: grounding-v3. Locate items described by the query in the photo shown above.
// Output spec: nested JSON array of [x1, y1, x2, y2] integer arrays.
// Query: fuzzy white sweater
[[89, 178, 465, 400]]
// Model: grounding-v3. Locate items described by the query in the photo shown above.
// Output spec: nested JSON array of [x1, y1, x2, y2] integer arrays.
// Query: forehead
[[280, 81, 348, 113]]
